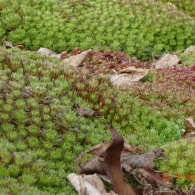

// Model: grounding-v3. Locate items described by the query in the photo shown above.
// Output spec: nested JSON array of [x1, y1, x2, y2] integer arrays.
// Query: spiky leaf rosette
[[0, 0, 195, 60]]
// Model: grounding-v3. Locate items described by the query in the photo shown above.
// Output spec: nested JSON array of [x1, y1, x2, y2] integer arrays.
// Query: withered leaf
[[103, 125, 136, 195], [110, 67, 149, 88], [154, 54, 180, 69], [63, 49, 92, 67], [77, 106, 95, 117], [137, 168, 173, 188], [67, 173, 108, 195], [3, 40, 13, 48], [3, 41, 24, 50], [81, 157, 105, 175], [182, 117, 195, 138], [37, 47, 59, 58], [87, 142, 111, 158], [121, 148, 164, 169]]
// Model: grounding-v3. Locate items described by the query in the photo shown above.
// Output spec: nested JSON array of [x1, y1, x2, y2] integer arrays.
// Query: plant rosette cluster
[[0, 0, 195, 60], [156, 0, 195, 18], [0, 46, 113, 194], [128, 65, 195, 123]]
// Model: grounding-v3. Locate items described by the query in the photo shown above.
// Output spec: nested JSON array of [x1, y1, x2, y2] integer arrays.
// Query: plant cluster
[[0, 46, 186, 193], [156, 0, 195, 18], [127, 65, 195, 123], [0, 47, 112, 194], [0, 0, 195, 60], [157, 138, 195, 190]]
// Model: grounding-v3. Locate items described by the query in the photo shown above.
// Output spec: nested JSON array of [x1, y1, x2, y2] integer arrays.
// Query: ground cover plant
[[0, 0, 195, 194], [0, 0, 195, 60], [156, 0, 195, 18], [127, 65, 195, 124]]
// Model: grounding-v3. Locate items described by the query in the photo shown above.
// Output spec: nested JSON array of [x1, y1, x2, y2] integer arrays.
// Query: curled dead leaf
[[109, 67, 149, 88], [63, 49, 92, 67], [77, 106, 95, 117], [103, 125, 136, 195], [67, 173, 108, 195], [3, 41, 24, 50], [154, 54, 180, 69], [182, 117, 195, 138]]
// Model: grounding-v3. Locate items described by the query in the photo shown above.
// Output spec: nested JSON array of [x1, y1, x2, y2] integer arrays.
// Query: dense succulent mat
[[159, 138, 195, 190], [0, 46, 187, 193], [127, 65, 195, 124], [0, 0, 195, 60], [156, 0, 195, 18]]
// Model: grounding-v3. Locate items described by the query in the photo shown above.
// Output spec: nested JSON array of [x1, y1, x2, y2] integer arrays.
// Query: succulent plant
[[158, 138, 195, 190], [0, 0, 195, 60], [156, 0, 195, 18]]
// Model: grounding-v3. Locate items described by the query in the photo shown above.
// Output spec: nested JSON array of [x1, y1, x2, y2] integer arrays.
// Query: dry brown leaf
[[67, 173, 108, 195], [137, 168, 173, 189], [109, 67, 149, 88], [103, 125, 136, 195], [119, 66, 148, 75], [154, 54, 180, 69], [3, 41, 24, 50], [182, 117, 195, 138], [81, 157, 105, 175], [3, 40, 13, 48], [77, 107, 95, 117], [87, 142, 111, 158], [123, 142, 144, 154], [121, 148, 164, 169], [63, 49, 92, 67], [37, 47, 59, 58]]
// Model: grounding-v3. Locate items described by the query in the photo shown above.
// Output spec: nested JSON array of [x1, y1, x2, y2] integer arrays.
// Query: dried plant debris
[[182, 117, 195, 138], [77, 106, 96, 117], [73, 126, 183, 195], [67, 173, 117, 195], [103, 125, 136, 195], [3, 40, 24, 50], [154, 54, 180, 69]]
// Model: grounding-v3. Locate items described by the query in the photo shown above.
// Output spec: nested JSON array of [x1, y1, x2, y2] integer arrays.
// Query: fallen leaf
[[81, 157, 105, 175], [103, 125, 136, 195], [87, 142, 111, 158], [137, 168, 173, 188], [77, 106, 95, 117], [121, 148, 164, 169], [37, 47, 59, 58], [67, 173, 108, 195], [3, 41, 24, 50], [182, 117, 195, 138], [3, 40, 13, 48], [63, 49, 92, 67], [154, 54, 180, 69], [109, 67, 149, 88]]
